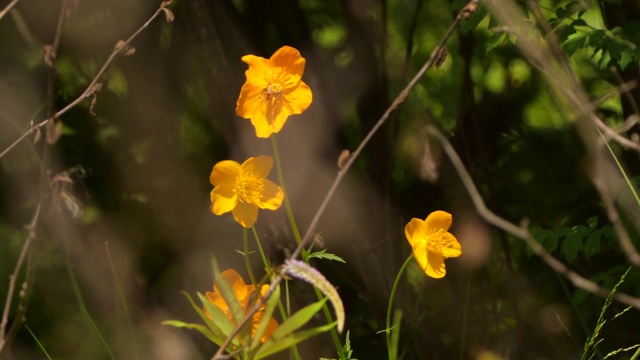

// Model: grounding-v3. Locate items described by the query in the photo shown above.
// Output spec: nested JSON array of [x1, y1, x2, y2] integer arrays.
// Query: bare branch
[[0, 1, 171, 160], [0, 0, 21, 23]]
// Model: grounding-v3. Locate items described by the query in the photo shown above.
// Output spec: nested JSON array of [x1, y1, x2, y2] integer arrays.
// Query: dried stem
[[210, 1, 479, 358], [0, 0, 21, 23], [0, 1, 172, 160]]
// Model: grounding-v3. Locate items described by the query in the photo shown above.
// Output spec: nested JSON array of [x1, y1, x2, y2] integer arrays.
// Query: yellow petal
[[241, 55, 271, 87], [424, 251, 446, 278], [283, 81, 312, 115], [232, 202, 259, 228], [260, 316, 279, 342], [211, 160, 241, 186], [236, 82, 266, 119], [241, 155, 273, 178], [258, 179, 284, 210], [269, 46, 306, 79], [405, 218, 427, 248], [210, 184, 237, 215], [424, 211, 452, 233], [440, 232, 462, 258], [205, 289, 227, 311]]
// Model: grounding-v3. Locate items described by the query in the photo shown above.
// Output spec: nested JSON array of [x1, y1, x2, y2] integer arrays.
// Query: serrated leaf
[[619, 50, 634, 70], [571, 19, 587, 27], [308, 249, 346, 263], [584, 231, 601, 259], [561, 233, 583, 262], [486, 32, 508, 55], [564, 35, 587, 56], [255, 322, 336, 360]]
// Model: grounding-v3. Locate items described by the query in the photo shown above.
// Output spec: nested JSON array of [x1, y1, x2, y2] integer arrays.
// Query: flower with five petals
[[210, 155, 284, 228], [404, 210, 462, 278], [236, 45, 313, 138]]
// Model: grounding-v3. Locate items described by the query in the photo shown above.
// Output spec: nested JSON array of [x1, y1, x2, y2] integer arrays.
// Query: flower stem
[[271, 135, 302, 245], [386, 254, 414, 360], [243, 228, 256, 285]]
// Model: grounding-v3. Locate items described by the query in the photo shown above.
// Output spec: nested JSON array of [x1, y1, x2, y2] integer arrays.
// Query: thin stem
[[631, 345, 640, 360], [24, 325, 52, 360], [243, 228, 257, 285], [80, 306, 116, 360], [386, 254, 413, 360], [0, 0, 20, 23], [271, 135, 302, 245], [459, 274, 472, 360], [105, 241, 139, 360]]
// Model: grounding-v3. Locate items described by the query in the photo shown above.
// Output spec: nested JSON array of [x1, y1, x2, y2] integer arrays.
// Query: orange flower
[[404, 211, 462, 278], [205, 269, 278, 343], [210, 155, 284, 228], [236, 45, 313, 138]]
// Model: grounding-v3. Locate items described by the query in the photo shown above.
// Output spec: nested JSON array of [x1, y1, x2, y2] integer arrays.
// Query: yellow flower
[[210, 155, 284, 228], [205, 269, 278, 343], [236, 45, 313, 138], [404, 210, 462, 278]]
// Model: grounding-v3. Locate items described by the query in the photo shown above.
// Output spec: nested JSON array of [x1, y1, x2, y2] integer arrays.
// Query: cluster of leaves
[[552, 1, 640, 70], [532, 217, 614, 263]]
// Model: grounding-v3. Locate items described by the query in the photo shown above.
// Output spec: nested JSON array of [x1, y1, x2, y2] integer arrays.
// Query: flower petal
[[269, 46, 306, 79], [260, 316, 279, 342], [283, 81, 312, 115], [411, 242, 429, 273], [241, 55, 271, 87], [236, 82, 266, 120], [405, 218, 427, 248], [440, 232, 462, 258], [257, 179, 284, 210], [211, 184, 237, 215], [424, 211, 452, 233], [210, 160, 241, 186], [241, 155, 273, 178], [232, 202, 259, 228], [424, 251, 446, 278]]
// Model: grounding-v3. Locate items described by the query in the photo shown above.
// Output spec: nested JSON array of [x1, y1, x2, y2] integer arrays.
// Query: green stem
[[25, 325, 52, 360], [243, 228, 256, 285], [459, 274, 472, 360], [386, 255, 414, 360], [630, 345, 640, 360], [105, 241, 139, 360], [271, 135, 302, 245]]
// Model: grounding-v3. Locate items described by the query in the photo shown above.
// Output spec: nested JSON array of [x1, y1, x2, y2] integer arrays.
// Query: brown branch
[[0, 1, 173, 160], [0, 0, 21, 23], [427, 126, 640, 309], [593, 179, 640, 269], [210, 1, 480, 358]]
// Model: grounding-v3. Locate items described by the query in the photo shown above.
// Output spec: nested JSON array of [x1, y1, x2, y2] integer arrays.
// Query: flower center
[[425, 229, 449, 255], [235, 174, 264, 204], [264, 83, 283, 100]]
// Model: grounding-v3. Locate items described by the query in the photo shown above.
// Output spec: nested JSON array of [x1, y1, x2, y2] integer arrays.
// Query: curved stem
[[386, 254, 414, 360], [242, 228, 256, 285]]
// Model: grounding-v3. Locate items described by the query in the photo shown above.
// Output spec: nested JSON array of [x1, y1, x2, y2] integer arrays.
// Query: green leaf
[[255, 322, 336, 360], [619, 50, 634, 70], [250, 285, 281, 351], [486, 32, 508, 55], [181, 291, 228, 345], [197, 292, 237, 346], [162, 320, 218, 343], [211, 257, 247, 339], [271, 298, 329, 340], [587, 217, 598, 229], [308, 249, 346, 263], [584, 231, 601, 259], [544, 233, 559, 253], [561, 233, 583, 263]]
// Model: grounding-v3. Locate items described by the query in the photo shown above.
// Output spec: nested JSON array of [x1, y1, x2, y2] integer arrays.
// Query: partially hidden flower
[[404, 210, 462, 279], [204, 269, 278, 343], [236, 45, 313, 138], [210, 155, 284, 228]]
